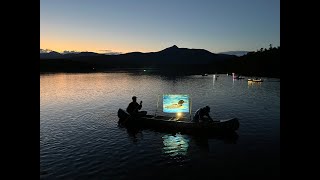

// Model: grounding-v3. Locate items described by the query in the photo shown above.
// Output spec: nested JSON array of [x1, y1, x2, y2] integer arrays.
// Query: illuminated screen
[[163, 94, 189, 113]]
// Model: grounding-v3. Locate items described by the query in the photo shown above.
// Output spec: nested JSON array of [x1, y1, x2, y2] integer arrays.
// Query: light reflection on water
[[248, 81, 262, 87], [162, 134, 189, 156]]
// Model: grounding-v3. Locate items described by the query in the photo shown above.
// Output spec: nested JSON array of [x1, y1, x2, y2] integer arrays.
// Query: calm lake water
[[40, 73, 280, 179]]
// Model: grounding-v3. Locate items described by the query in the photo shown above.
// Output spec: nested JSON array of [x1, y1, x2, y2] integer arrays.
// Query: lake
[[40, 72, 280, 179]]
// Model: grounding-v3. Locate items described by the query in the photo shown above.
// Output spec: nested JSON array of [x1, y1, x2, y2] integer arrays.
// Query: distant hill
[[40, 45, 236, 73], [40, 51, 102, 59], [40, 45, 235, 61], [218, 51, 249, 56], [40, 45, 280, 77], [40, 51, 63, 59]]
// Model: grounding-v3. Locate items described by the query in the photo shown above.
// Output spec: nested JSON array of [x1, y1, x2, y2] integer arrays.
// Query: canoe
[[117, 109, 240, 133]]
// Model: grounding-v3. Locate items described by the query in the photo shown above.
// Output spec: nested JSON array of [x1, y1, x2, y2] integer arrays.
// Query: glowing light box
[[163, 94, 189, 113]]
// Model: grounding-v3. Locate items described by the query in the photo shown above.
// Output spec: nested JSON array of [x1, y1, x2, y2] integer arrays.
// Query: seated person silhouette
[[193, 106, 214, 123], [126, 96, 147, 117]]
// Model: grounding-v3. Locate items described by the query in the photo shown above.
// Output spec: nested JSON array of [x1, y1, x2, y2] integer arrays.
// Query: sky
[[40, 0, 280, 54]]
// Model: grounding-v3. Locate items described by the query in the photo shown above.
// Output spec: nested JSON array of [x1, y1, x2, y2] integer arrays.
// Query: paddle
[[122, 101, 143, 124]]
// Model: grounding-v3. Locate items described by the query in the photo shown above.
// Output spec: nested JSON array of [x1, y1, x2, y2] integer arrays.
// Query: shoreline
[[40, 69, 280, 78]]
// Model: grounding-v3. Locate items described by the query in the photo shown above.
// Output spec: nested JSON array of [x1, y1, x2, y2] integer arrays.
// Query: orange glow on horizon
[[41, 37, 163, 53]]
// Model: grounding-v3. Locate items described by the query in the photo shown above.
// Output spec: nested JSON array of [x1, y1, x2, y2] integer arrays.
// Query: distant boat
[[234, 76, 245, 80], [232, 73, 244, 79], [248, 78, 263, 82]]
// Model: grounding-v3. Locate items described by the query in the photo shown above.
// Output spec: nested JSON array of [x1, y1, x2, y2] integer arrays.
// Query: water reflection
[[119, 120, 239, 146], [162, 134, 189, 156], [212, 75, 216, 88], [248, 81, 262, 87], [118, 123, 143, 143], [191, 135, 210, 153], [161, 132, 238, 157]]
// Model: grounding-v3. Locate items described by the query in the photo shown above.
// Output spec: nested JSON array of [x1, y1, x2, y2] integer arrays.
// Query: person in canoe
[[193, 106, 214, 123], [165, 100, 185, 109], [126, 96, 147, 117]]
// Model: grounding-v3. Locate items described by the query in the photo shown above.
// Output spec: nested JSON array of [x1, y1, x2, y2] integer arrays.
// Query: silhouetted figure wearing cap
[[193, 106, 213, 122], [126, 96, 147, 117]]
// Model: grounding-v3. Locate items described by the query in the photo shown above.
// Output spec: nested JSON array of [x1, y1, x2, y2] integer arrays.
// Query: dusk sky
[[40, 0, 280, 54]]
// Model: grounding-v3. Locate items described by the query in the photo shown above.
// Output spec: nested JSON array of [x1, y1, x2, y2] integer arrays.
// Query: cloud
[[99, 49, 122, 55], [62, 50, 80, 54], [99, 49, 112, 53], [40, 49, 53, 53], [40, 49, 123, 55]]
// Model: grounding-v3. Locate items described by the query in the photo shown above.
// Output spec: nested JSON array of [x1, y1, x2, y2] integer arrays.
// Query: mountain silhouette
[[40, 45, 279, 77], [40, 51, 62, 59], [40, 45, 235, 66]]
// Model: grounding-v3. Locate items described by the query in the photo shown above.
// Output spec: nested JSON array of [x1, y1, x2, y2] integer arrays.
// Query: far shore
[[40, 68, 280, 78]]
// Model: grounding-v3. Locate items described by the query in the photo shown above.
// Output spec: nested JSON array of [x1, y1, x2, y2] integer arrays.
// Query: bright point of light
[[177, 112, 182, 117], [144, 70, 146, 72]]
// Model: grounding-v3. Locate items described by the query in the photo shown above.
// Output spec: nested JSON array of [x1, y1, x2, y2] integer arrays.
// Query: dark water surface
[[40, 73, 280, 179]]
